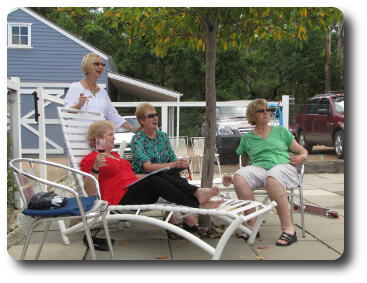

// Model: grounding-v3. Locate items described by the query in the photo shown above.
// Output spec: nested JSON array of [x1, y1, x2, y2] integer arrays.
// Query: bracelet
[[91, 167, 100, 174]]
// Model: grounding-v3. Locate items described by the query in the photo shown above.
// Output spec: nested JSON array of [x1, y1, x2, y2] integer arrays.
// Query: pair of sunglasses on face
[[93, 62, 106, 67], [255, 108, 272, 113], [145, 113, 159, 119]]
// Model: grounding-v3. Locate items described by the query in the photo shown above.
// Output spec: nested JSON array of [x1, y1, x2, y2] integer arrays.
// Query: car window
[[306, 98, 320, 114], [217, 107, 246, 120], [319, 98, 331, 111], [332, 96, 344, 113]]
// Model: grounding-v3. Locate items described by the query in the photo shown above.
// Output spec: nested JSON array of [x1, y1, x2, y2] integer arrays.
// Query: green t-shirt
[[236, 126, 294, 170], [130, 129, 177, 174]]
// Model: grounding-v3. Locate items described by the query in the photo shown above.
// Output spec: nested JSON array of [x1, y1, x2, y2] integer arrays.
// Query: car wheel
[[298, 131, 313, 153], [334, 131, 344, 159]]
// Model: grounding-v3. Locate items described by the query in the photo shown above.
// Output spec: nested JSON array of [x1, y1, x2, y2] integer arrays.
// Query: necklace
[[253, 126, 270, 138], [84, 79, 98, 96]]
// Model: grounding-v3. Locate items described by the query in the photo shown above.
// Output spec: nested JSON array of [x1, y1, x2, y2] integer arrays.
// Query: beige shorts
[[234, 164, 299, 190]]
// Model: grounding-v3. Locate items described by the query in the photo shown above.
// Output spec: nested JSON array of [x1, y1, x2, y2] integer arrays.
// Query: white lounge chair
[[56, 106, 277, 260]]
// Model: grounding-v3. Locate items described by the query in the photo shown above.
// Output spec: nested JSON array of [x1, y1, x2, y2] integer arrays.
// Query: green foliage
[[32, 7, 344, 105], [7, 137, 18, 209]]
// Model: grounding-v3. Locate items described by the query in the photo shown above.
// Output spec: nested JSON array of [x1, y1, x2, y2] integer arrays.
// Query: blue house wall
[[7, 8, 110, 155], [7, 8, 110, 82]]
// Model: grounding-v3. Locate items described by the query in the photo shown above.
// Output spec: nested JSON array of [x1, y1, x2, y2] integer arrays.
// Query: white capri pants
[[234, 164, 299, 190]]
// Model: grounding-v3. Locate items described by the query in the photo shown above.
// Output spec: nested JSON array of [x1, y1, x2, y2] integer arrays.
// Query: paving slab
[[85, 239, 171, 260], [169, 238, 257, 260], [7, 241, 87, 260], [254, 239, 341, 260]]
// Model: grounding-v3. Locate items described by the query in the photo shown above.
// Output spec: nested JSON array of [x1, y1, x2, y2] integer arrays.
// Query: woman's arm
[[142, 159, 188, 173], [120, 121, 140, 133], [64, 83, 88, 110], [289, 139, 308, 166], [83, 174, 98, 196], [240, 154, 249, 167], [82, 152, 106, 196]]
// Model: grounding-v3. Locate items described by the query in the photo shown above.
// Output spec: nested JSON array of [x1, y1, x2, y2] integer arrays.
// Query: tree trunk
[[324, 27, 332, 93], [201, 18, 218, 188], [198, 15, 218, 229]]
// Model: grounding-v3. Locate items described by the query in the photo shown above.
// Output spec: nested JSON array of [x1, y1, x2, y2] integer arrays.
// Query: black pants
[[120, 172, 200, 207]]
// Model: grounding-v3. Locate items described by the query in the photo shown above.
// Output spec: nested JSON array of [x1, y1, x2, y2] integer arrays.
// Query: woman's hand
[[93, 152, 106, 169], [173, 158, 189, 168], [222, 175, 233, 187], [290, 154, 306, 166], [76, 93, 89, 108]]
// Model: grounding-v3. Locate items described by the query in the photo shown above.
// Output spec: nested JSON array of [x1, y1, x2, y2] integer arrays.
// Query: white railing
[[7, 77, 290, 180]]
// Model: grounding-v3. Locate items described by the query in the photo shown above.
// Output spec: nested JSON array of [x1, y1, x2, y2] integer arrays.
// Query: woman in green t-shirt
[[223, 99, 308, 247]]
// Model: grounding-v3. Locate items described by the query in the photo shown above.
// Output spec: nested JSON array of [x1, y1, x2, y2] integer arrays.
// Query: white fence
[[7, 77, 290, 179]]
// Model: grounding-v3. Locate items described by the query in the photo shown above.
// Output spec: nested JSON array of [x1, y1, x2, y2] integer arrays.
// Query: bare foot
[[195, 186, 220, 204], [200, 199, 225, 209]]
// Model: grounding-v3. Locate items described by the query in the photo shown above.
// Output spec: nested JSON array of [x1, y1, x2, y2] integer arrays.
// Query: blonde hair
[[81, 53, 101, 75], [135, 103, 156, 126], [246, 99, 269, 125], [87, 120, 115, 148]]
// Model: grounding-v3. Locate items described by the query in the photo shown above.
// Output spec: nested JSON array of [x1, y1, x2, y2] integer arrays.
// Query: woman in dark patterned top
[[130, 103, 213, 231]]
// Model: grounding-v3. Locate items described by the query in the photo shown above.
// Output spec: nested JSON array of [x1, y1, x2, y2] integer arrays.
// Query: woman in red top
[[81, 120, 223, 209]]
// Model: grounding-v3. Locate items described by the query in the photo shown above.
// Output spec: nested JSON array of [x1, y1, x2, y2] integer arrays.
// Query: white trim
[[108, 72, 182, 99], [113, 100, 283, 108], [20, 82, 106, 88], [15, 8, 108, 60], [7, 22, 32, 48]]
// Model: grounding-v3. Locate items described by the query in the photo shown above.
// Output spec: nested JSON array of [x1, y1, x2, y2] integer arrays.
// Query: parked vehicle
[[295, 92, 344, 159], [214, 106, 252, 164], [114, 116, 140, 160]]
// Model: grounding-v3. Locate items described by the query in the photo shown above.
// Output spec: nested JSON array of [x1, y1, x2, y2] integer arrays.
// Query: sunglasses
[[255, 108, 272, 113], [93, 62, 106, 67], [146, 113, 159, 119]]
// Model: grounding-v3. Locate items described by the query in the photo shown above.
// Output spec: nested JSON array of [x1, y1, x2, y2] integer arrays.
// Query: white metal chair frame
[[239, 156, 306, 237], [9, 158, 114, 260], [190, 137, 222, 178], [57, 107, 277, 259]]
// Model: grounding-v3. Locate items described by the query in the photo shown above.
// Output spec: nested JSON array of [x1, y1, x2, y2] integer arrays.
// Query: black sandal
[[276, 231, 297, 247], [237, 231, 261, 241], [182, 222, 199, 233], [83, 235, 115, 251]]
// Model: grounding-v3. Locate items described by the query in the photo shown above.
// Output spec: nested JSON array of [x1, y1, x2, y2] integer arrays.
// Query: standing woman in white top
[[64, 53, 138, 133]]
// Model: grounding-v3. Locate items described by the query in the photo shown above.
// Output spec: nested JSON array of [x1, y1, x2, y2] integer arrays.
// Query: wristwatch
[[91, 167, 100, 174]]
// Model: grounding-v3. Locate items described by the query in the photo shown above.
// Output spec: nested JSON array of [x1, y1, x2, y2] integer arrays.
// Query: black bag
[[28, 191, 67, 210]]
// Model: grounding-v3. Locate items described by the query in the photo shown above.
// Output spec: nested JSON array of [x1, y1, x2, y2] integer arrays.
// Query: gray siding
[[7, 8, 110, 154], [7, 9, 109, 83]]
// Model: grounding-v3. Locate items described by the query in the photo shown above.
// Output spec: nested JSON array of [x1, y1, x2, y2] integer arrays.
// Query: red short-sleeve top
[[80, 151, 138, 205]]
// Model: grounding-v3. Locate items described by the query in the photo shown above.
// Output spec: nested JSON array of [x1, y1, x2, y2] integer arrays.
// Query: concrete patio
[[7, 172, 344, 261]]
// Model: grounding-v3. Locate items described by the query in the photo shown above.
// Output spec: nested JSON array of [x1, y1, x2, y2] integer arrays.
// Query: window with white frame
[[8, 23, 32, 48]]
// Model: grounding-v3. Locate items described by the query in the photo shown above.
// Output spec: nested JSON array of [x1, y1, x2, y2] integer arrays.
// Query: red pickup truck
[[295, 93, 344, 159]]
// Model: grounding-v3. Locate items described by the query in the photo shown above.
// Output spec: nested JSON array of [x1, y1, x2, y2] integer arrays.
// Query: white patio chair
[[190, 137, 222, 179], [239, 155, 306, 237], [57, 106, 277, 259], [9, 158, 114, 260], [169, 136, 189, 158]]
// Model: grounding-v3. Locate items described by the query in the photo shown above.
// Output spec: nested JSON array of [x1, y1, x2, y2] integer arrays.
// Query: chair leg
[[290, 189, 295, 224], [57, 219, 71, 245], [299, 186, 306, 238], [101, 212, 115, 260], [216, 155, 222, 178], [35, 221, 51, 260], [21, 221, 37, 260], [82, 218, 97, 260]]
